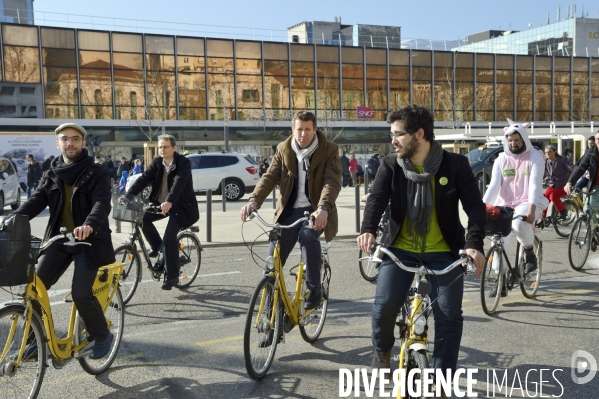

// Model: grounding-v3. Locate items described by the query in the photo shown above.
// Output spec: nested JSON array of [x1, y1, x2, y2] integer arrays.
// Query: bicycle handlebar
[[117, 199, 163, 214], [246, 209, 314, 230], [39, 227, 92, 251], [371, 245, 476, 275]]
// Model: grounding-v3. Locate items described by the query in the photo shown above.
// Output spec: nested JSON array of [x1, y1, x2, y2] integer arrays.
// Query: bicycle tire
[[175, 232, 201, 288], [114, 244, 142, 304], [0, 305, 46, 399], [554, 199, 579, 238], [480, 245, 504, 316], [299, 259, 331, 343], [519, 235, 542, 298], [568, 217, 591, 271], [358, 249, 379, 281], [405, 349, 430, 399], [77, 287, 124, 375], [243, 276, 281, 380]]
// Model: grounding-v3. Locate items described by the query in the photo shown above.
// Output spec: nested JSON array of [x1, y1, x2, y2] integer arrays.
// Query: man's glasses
[[57, 136, 82, 143], [158, 145, 172, 150], [389, 131, 412, 140]]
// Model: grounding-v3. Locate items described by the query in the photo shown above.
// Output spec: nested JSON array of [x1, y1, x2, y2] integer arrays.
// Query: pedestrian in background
[[42, 155, 55, 172], [132, 159, 143, 175], [349, 154, 359, 187], [340, 151, 350, 187], [26, 153, 42, 199]]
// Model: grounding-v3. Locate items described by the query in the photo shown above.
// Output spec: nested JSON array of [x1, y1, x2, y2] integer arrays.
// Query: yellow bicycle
[[0, 227, 125, 399], [242, 210, 331, 380]]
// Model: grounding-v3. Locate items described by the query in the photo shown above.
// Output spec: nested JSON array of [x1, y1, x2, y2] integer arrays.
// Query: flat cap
[[55, 123, 87, 139]]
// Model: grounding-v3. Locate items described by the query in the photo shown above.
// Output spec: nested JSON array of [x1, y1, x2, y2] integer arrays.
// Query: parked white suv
[[0, 157, 22, 215], [187, 153, 259, 201], [125, 153, 260, 202]]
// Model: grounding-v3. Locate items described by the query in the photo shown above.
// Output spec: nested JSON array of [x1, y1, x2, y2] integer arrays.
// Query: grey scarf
[[396, 140, 444, 251]]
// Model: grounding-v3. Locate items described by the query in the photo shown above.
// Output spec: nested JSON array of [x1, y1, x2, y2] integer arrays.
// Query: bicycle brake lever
[[63, 234, 92, 247]]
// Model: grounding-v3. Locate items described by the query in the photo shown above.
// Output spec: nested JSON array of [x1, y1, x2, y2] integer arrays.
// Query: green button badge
[[439, 177, 448, 186]]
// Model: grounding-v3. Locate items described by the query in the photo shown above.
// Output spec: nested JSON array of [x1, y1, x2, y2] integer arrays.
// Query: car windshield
[[466, 148, 499, 163]]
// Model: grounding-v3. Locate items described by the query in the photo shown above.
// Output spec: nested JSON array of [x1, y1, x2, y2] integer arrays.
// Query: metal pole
[[221, 178, 226, 212], [355, 185, 361, 233], [364, 171, 369, 197], [206, 189, 212, 242], [272, 187, 277, 209], [111, 179, 121, 233]]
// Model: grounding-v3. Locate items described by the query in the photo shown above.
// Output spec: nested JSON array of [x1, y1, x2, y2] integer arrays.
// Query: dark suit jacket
[[361, 150, 486, 259], [127, 152, 199, 229]]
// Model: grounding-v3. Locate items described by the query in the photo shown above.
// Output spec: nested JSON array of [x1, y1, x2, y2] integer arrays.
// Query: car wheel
[[10, 189, 21, 210], [223, 180, 244, 201], [0, 193, 4, 215]]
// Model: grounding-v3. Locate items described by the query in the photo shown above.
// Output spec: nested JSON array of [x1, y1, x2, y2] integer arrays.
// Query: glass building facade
[[1, 22, 598, 152]]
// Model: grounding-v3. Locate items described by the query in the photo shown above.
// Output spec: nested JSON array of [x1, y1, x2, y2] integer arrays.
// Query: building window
[[215, 90, 223, 106], [242, 89, 260, 102]]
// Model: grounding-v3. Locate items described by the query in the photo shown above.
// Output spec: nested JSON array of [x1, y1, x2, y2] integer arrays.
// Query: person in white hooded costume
[[482, 119, 549, 296]]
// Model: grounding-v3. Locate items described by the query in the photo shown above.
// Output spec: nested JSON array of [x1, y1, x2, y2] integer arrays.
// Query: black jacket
[[568, 146, 599, 189], [127, 152, 199, 229], [12, 162, 115, 269], [361, 151, 486, 259], [27, 162, 42, 187]]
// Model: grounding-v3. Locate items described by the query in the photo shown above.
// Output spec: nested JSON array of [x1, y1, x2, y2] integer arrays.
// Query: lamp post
[[223, 106, 230, 152]]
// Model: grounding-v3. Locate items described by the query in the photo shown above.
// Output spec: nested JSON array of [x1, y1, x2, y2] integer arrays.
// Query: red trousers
[[542, 185, 567, 218]]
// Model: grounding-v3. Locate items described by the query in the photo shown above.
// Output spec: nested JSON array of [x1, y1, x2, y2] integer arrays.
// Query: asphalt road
[[1, 216, 599, 398]]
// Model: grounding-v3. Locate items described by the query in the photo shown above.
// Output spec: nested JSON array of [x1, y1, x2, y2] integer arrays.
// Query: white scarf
[[291, 135, 319, 208]]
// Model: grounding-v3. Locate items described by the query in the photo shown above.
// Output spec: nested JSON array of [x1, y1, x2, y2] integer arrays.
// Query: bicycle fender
[[408, 343, 427, 352]]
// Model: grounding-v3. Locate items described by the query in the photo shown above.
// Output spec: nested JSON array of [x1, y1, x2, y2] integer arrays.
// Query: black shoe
[[559, 209, 569, 220], [90, 332, 114, 359], [490, 281, 507, 297], [148, 249, 160, 258], [535, 219, 545, 229], [524, 253, 538, 275], [371, 349, 391, 369], [304, 288, 322, 310], [161, 278, 179, 290]]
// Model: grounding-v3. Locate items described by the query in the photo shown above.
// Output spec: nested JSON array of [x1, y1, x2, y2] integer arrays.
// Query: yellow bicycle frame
[[3, 262, 124, 366]]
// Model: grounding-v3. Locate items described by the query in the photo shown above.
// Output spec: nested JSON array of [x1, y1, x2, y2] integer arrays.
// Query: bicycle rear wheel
[[554, 200, 579, 237], [114, 244, 142, 305], [405, 349, 430, 398], [175, 233, 201, 288], [0, 305, 46, 399], [519, 235, 542, 298], [77, 287, 124, 375], [480, 245, 504, 316], [244, 276, 281, 380], [299, 258, 331, 343], [358, 249, 379, 281], [568, 217, 591, 271]]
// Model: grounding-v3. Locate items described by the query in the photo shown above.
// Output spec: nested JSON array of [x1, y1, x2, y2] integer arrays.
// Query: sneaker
[[559, 209, 569, 220], [371, 349, 391, 369], [535, 219, 545, 229], [90, 332, 114, 359], [490, 281, 507, 297], [304, 288, 322, 310], [524, 254, 538, 275]]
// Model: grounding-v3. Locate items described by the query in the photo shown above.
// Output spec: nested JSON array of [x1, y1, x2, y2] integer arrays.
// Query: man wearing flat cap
[[11, 122, 116, 360]]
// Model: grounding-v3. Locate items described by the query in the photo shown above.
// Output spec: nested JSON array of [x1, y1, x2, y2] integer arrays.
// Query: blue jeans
[[372, 247, 464, 372], [575, 177, 589, 191], [27, 185, 36, 199]]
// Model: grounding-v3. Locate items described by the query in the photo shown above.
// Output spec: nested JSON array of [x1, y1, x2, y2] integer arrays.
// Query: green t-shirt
[[55, 182, 75, 234], [392, 165, 451, 253]]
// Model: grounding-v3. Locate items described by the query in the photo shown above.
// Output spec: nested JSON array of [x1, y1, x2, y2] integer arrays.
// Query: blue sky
[[33, 0, 598, 41]]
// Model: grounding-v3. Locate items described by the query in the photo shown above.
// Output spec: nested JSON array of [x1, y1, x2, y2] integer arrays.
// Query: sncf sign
[[357, 106, 375, 118]]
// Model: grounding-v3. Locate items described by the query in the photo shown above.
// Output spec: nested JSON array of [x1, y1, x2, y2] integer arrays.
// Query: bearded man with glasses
[[123, 134, 199, 290]]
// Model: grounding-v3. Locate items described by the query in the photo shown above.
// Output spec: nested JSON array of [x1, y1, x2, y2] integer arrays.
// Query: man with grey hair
[[124, 134, 199, 290]]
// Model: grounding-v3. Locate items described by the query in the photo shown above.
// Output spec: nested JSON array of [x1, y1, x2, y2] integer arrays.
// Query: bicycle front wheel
[[243, 276, 281, 380], [0, 305, 46, 399], [519, 235, 542, 298], [568, 217, 591, 271], [554, 199, 579, 237], [405, 349, 430, 398], [175, 233, 201, 288], [299, 258, 331, 343], [114, 244, 142, 304], [480, 245, 504, 316], [358, 249, 379, 281], [77, 287, 124, 375]]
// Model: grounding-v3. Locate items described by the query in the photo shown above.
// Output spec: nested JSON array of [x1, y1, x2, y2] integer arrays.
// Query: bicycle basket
[[485, 208, 514, 237], [0, 214, 35, 287], [112, 194, 146, 224]]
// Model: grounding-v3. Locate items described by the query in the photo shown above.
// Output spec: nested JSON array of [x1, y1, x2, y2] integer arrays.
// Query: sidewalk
[[109, 185, 469, 248]]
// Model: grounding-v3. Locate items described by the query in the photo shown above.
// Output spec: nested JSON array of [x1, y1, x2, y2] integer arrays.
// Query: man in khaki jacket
[[241, 111, 341, 312]]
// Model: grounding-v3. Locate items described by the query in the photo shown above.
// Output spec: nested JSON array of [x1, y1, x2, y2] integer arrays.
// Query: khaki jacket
[[249, 131, 342, 241]]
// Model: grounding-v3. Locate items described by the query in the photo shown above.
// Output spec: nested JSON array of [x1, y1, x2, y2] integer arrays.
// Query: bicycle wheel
[[77, 287, 124, 375], [480, 245, 504, 316], [0, 305, 46, 399], [568, 217, 591, 271], [299, 258, 331, 343], [243, 276, 281, 380], [114, 244, 142, 305], [519, 235, 542, 298], [175, 233, 201, 288], [358, 249, 378, 281], [554, 199, 580, 237], [405, 349, 430, 399]]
